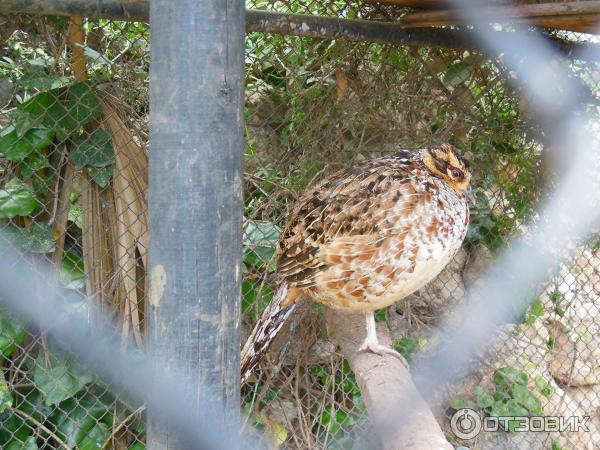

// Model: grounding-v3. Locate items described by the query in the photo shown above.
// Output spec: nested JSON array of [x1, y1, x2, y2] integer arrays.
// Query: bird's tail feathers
[[241, 283, 297, 383]]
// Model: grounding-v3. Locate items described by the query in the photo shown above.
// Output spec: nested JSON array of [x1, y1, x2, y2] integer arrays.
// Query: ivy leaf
[[475, 386, 494, 409], [0, 308, 25, 358], [128, 444, 145, 450], [4, 223, 56, 254], [393, 337, 419, 362], [442, 62, 472, 87], [3, 127, 52, 162], [87, 165, 113, 188], [63, 81, 104, 127], [12, 109, 34, 137], [450, 397, 471, 410], [33, 350, 93, 406], [242, 280, 273, 322], [68, 202, 83, 229], [5, 436, 38, 450], [71, 129, 114, 168], [21, 148, 51, 179], [513, 384, 542, 415], [0, 127, 20, 157], [0, 377, 13, 413], [20, 89, 70, 132], [0, 127, 35, 162], [494, 366, 528, 388], [50, 393, 112, 449], [243, 220, 281, 271], [60, 250, 85, 287], [0, 179, 38, 219]]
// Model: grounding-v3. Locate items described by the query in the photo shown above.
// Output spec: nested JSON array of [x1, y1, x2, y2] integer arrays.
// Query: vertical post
[[147, 0, 245, 448]]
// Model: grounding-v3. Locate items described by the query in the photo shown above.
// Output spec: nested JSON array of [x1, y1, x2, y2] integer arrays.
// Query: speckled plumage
[[241, 144, 471, 382]]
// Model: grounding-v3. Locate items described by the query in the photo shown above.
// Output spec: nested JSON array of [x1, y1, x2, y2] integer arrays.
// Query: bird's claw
[[357, 342, 409, 369]]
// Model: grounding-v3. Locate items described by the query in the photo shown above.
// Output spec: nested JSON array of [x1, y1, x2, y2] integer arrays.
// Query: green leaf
[[504, 399, 528, 431], [525, 298, 544, 325], [513, 384, 542, 415], [0, 414, 30, 446], [393, 337, 419, 362], [60, 250, 85, 286], [534, 375, 548, 393], [21, 224, 54, 253], [78, 422, 110, 450], [374, 309, 387, 322], [0, 309, 25, 358], [0, 127, 36, 162], [475, 386, 494, 409], [540, 385, 554, 399], [128, 443, 145, 450], [33, 350, 93, 406], [26, 128, 53, 151], [320, 404, 355, 436], [13, 387, 46, 425], [70, 129, 114, 168], [50, 393, 112, 449], [494, 366, 528, 388], [0, 377, 13, 413], [0, 127, 23, 159], [5, 223, 56, 254], [0, 179, 38, 219], [87, 165, 113, 188], [5, 436, 39, 450], [63, 81, 104, 126], [442, 62, 472, 87], [450, 397, 471, 409], [12, 108, 34, 137], [20, 89, 69, 132], [82, 45, 113, 67], [242, 280, 273, 322], [243, 220, 281, 271], [68, 202, 83, 229], [21, 149, 51, 179]]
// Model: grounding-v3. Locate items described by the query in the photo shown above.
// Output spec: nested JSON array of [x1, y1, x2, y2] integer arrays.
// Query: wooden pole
[[147, 0, 244, 448]]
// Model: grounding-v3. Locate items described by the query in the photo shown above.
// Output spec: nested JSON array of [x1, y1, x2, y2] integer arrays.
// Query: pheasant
[[241, 144, 473, 382]]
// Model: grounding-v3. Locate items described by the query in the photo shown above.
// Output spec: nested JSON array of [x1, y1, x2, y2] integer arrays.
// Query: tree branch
[[326, 309, 453, 450], [0, 3, 598, 60], [398, 1, 600, 33]]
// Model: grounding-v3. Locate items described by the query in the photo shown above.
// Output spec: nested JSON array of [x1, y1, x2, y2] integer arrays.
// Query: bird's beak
[[466, 186, 476, 205]]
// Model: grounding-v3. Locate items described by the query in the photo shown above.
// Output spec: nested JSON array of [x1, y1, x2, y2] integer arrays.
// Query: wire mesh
[[0, 2, 599, 449]]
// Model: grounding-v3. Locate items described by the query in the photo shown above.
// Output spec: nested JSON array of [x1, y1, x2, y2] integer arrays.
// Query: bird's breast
[[311, 192, 468, 312]]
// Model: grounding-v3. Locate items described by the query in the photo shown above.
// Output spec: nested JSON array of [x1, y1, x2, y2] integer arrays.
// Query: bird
[[241, 144, 473, 383]]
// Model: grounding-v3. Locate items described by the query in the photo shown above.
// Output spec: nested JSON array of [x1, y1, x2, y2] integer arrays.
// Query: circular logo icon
[[450, 408, 482, 440]]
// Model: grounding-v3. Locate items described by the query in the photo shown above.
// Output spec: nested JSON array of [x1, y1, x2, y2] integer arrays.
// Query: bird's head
[[422, 144, 473, 200]]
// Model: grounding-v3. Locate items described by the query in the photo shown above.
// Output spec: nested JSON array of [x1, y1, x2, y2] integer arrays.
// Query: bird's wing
[[277, 159, 424, 289]]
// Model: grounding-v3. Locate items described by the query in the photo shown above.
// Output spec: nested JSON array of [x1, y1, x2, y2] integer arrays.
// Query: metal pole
[[147, 0, 245, 448]]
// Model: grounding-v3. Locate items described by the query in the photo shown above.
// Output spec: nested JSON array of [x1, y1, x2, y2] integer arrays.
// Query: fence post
[[147, 0, 245, 448]]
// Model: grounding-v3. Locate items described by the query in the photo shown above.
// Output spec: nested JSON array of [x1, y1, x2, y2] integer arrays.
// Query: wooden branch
[[0, 3, 598, 59], [375, 0, 514, 7], [69, 16, 87, 81], [399, 1, 600, 32], [326, 309, 452, 450]]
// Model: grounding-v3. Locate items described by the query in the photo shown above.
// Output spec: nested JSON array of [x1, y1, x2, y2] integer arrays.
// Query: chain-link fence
[[1, 1, 599, 449]]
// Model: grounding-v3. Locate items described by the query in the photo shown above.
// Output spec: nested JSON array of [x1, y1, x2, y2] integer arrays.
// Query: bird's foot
[[357, 341, 409, 369]]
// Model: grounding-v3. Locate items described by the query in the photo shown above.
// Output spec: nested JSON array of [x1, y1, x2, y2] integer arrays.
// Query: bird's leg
[[358, 312, 409, 368]]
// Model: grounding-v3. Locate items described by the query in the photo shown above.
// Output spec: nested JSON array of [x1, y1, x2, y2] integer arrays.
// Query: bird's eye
[[448, 166, 463, 179]]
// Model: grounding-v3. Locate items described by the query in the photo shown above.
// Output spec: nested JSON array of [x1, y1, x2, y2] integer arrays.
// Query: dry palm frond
[[81, 92, 148, 348]]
